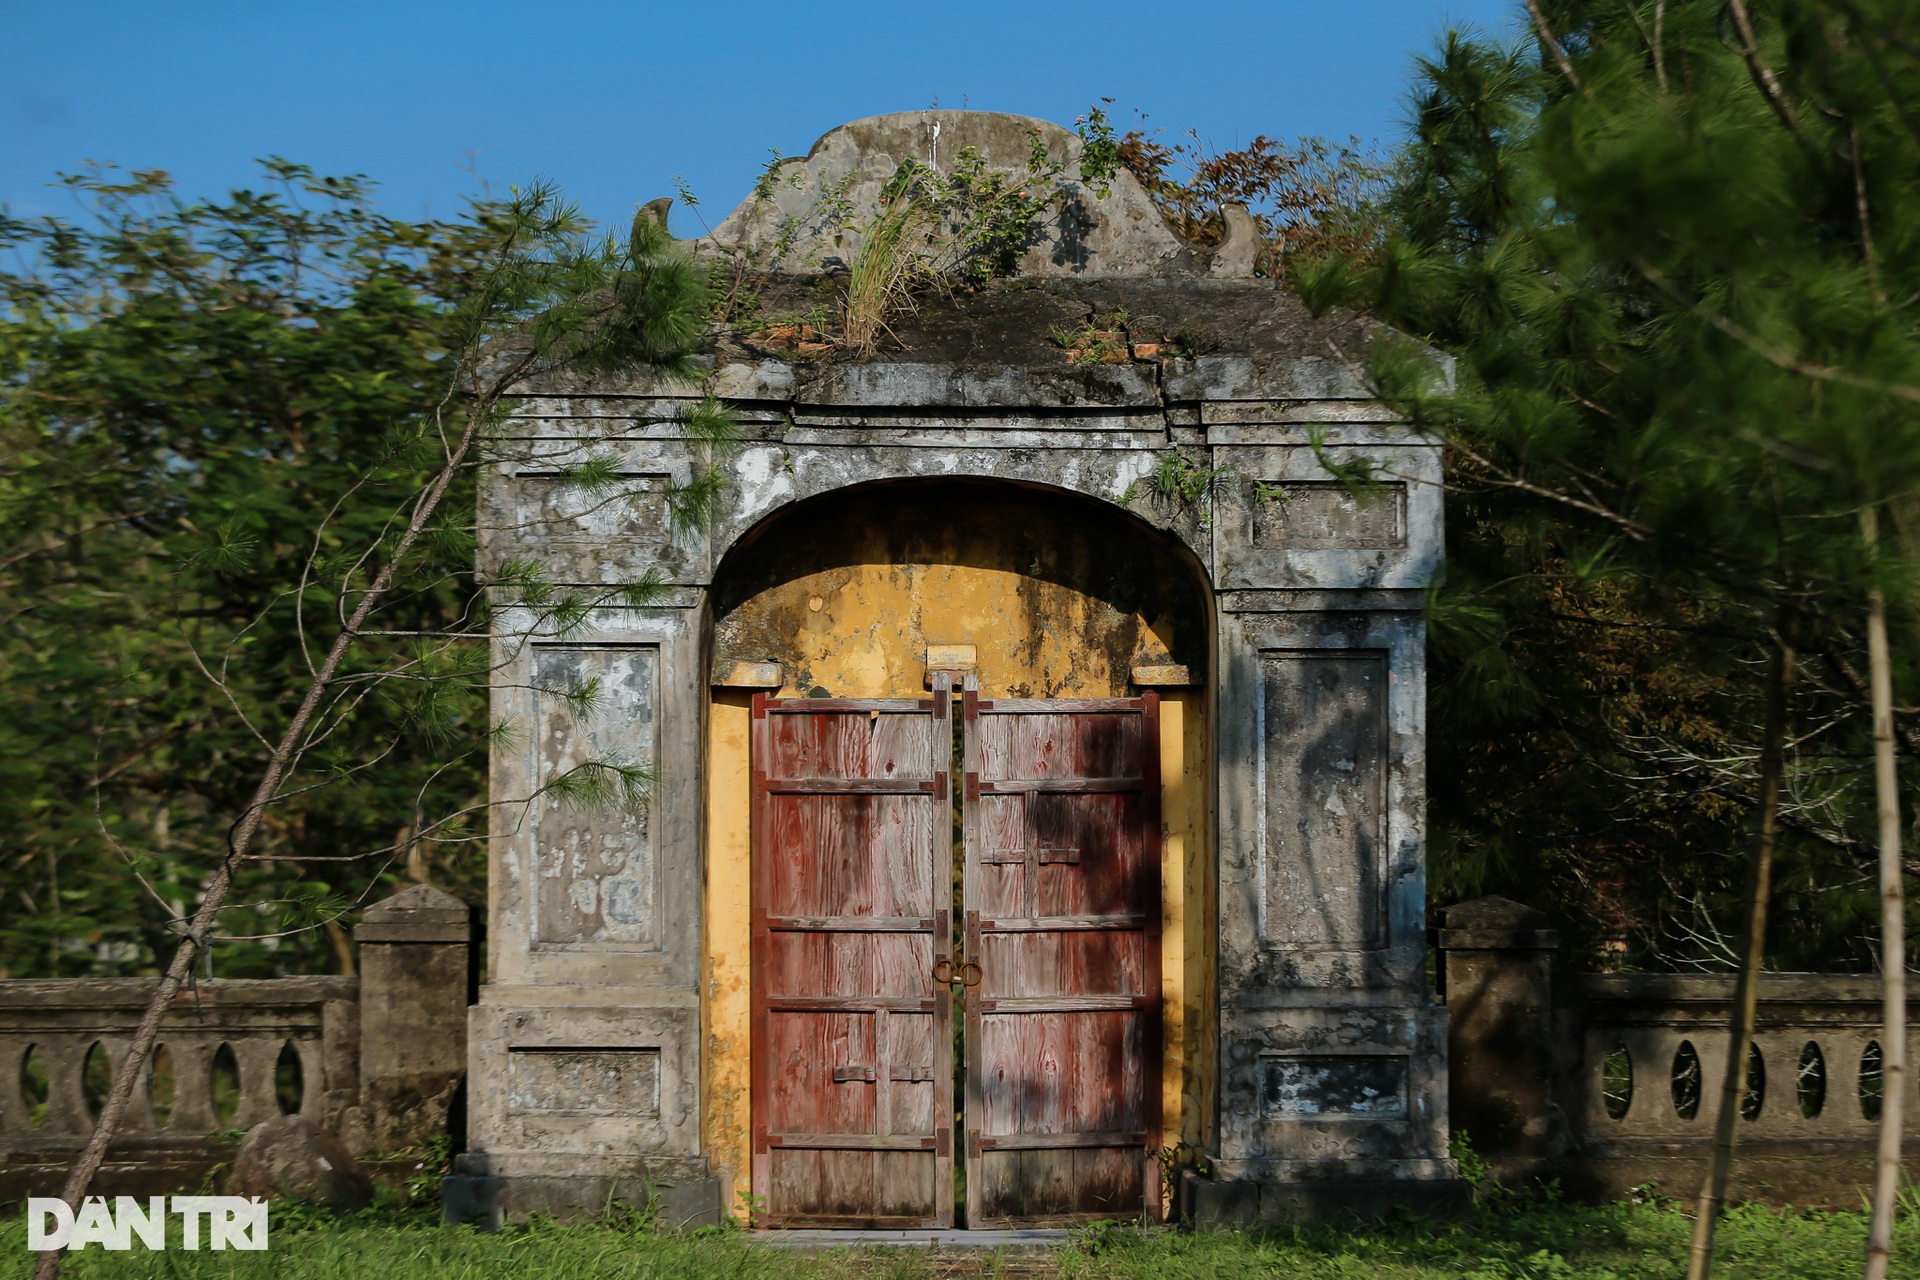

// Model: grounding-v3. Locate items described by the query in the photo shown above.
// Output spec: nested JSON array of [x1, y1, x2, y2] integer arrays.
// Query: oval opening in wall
[[1861, 1041, 1885, 1122], [148, 1044, 176, 1128], [1602, 1042, 1633, 1120], [275, 1041, 304, 1116], [209, 1043, 241, 1128], [1671, 1040, 1702, 1121], [81, 1041, 112, 1121], [1797, 1041, 1826, 1119], [20, 1044, 49, 1129], [1740, 1042, 1766, 1121]]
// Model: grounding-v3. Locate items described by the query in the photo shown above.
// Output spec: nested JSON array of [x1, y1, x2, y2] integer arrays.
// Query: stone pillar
[[1436, 896, 1562, 1175], [1195, 420, 1461, 1223], [350, 883, 472, 1153]]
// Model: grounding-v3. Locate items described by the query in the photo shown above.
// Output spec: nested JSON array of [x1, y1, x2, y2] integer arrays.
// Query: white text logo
[[27, 1197, 269, 1251]]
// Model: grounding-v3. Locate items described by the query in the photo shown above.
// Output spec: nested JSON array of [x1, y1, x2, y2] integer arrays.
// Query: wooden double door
[[750, 681, 1162, 1227]]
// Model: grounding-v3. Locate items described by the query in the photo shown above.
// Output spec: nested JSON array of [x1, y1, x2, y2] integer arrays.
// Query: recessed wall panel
[[1261, 651, 1387, 950], [1260, 1054, 1408, 1119], [1253, 481, 1406, 549], [531, 645, 659, 948], [508, 1047, 661, 1115]]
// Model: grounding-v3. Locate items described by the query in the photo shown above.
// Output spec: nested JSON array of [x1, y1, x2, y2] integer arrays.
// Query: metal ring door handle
[[933, 957, 956, 985], [959, 961, 982, 988]]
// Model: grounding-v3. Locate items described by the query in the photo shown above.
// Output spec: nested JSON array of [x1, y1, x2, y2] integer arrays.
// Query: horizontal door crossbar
[[975, 995, 1154, 1013], [769, 1135, 938, 1151], [767, 1214, 945, 1230], [765, 997, 937, 1013], [977, 914, 1149, 932], [761, 698, 934, 714], [765, 915, 936, 933], [762, 778, 936, 794], [831, 1064, 938, 1083], [972, 698, 1148, 713], [975, 778, 1143, 794], [974, 1131, 1149, 1152]]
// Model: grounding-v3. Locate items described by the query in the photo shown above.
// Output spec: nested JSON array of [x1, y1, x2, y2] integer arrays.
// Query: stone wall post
[[1436, 897, 1563, 1175], [350, 884, 473, 1154]]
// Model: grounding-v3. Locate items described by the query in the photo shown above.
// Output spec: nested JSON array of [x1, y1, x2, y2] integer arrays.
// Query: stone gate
[[448, 111, 1457, 1227]]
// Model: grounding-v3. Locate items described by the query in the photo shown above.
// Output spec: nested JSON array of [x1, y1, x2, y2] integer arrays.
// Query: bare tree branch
[[1634, 258, 1920, 405], [1723, 0, 1811, 143], [1526, 0, 1585, 90]]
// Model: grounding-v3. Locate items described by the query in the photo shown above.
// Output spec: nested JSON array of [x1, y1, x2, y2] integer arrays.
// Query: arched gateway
[[451, 112, 1457, 1229]]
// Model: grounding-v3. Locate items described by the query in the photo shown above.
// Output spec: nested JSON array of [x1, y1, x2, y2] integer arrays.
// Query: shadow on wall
[[710, 478, 1211, 700]]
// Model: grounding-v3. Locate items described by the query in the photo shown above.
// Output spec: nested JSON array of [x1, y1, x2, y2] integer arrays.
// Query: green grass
[[10, 1198, 1920, 1279]]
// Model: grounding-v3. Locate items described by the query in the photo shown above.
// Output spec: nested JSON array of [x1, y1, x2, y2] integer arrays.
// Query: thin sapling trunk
[[1865, 504, 1906, 1280], [1687, 634, 1794, 1280], [29, 375, 502, 1280]]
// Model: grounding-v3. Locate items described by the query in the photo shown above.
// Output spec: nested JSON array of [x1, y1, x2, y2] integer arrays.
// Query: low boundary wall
[[1440, 896, 1915, 1207], [0, 885, 470, 1203]]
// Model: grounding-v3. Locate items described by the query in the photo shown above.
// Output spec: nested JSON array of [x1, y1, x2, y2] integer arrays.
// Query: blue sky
[[4, 1, 1521, 239]]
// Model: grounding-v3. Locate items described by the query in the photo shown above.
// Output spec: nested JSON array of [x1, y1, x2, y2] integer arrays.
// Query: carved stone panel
[[1260, 1054, 1408, 1119], [477, 441, 703, 584], [508, 1047, 661, 1116], [1261, 651, 1387, 950], [1253, 482, 1406, 550], [530, 645, 659, 949], [519, 473, 674, 544], [1213, 443, 1442, 590], [1215, 1004, 1451, 1176]]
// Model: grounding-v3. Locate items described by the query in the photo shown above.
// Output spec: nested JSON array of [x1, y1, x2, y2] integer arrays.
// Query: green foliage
[[1171, 318, 1220, 357], [722, 112, 1144, 349], [842, 170, 941, 355], [0, 161, 725, 978], [1049, 318, 1129, 365], [846, 130, 1097, 290], [1074, 105, 1123, 198], [1253, 480, 1292, 507], [1452, 1128, 1492, 1195], [939, 144, 1057, 285], [1315, 1, 1920, 968], [1149, 453, 1232, 521], [0, 163, 474, 976]]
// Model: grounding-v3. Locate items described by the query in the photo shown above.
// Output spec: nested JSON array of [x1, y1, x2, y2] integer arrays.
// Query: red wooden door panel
[[751, 685, 953, 1227], [962, 691, 1162, 1226]]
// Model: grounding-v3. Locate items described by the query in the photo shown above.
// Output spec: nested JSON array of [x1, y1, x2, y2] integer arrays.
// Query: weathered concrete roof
[[697, 110, 1212, 279], [706, 274, 1387, 409], [560, 112, 1455, 407]]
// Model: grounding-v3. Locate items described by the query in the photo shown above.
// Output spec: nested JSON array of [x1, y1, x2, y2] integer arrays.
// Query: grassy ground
[[8, 1195, 1920, 1279]]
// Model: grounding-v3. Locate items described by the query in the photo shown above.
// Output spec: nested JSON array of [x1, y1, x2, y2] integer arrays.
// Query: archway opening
[[711, 478, 1208, 699], [701, 478, 1213, 1224]]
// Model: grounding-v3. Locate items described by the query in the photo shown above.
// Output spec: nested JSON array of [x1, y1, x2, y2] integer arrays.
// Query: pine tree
[[1295, 2, 1920, 1270]]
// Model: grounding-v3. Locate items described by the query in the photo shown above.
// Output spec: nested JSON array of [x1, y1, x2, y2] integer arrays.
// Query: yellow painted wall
[[734, 559, 1165, 699], [1163, 691, 1215, 1162], [711, 484, 1206, 701], [1158, 691, 1216, 1172], [703, 689, 754, 1213]]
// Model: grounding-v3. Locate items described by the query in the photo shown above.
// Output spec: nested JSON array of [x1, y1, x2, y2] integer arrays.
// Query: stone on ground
[[228, 1115, 374, 1210]]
